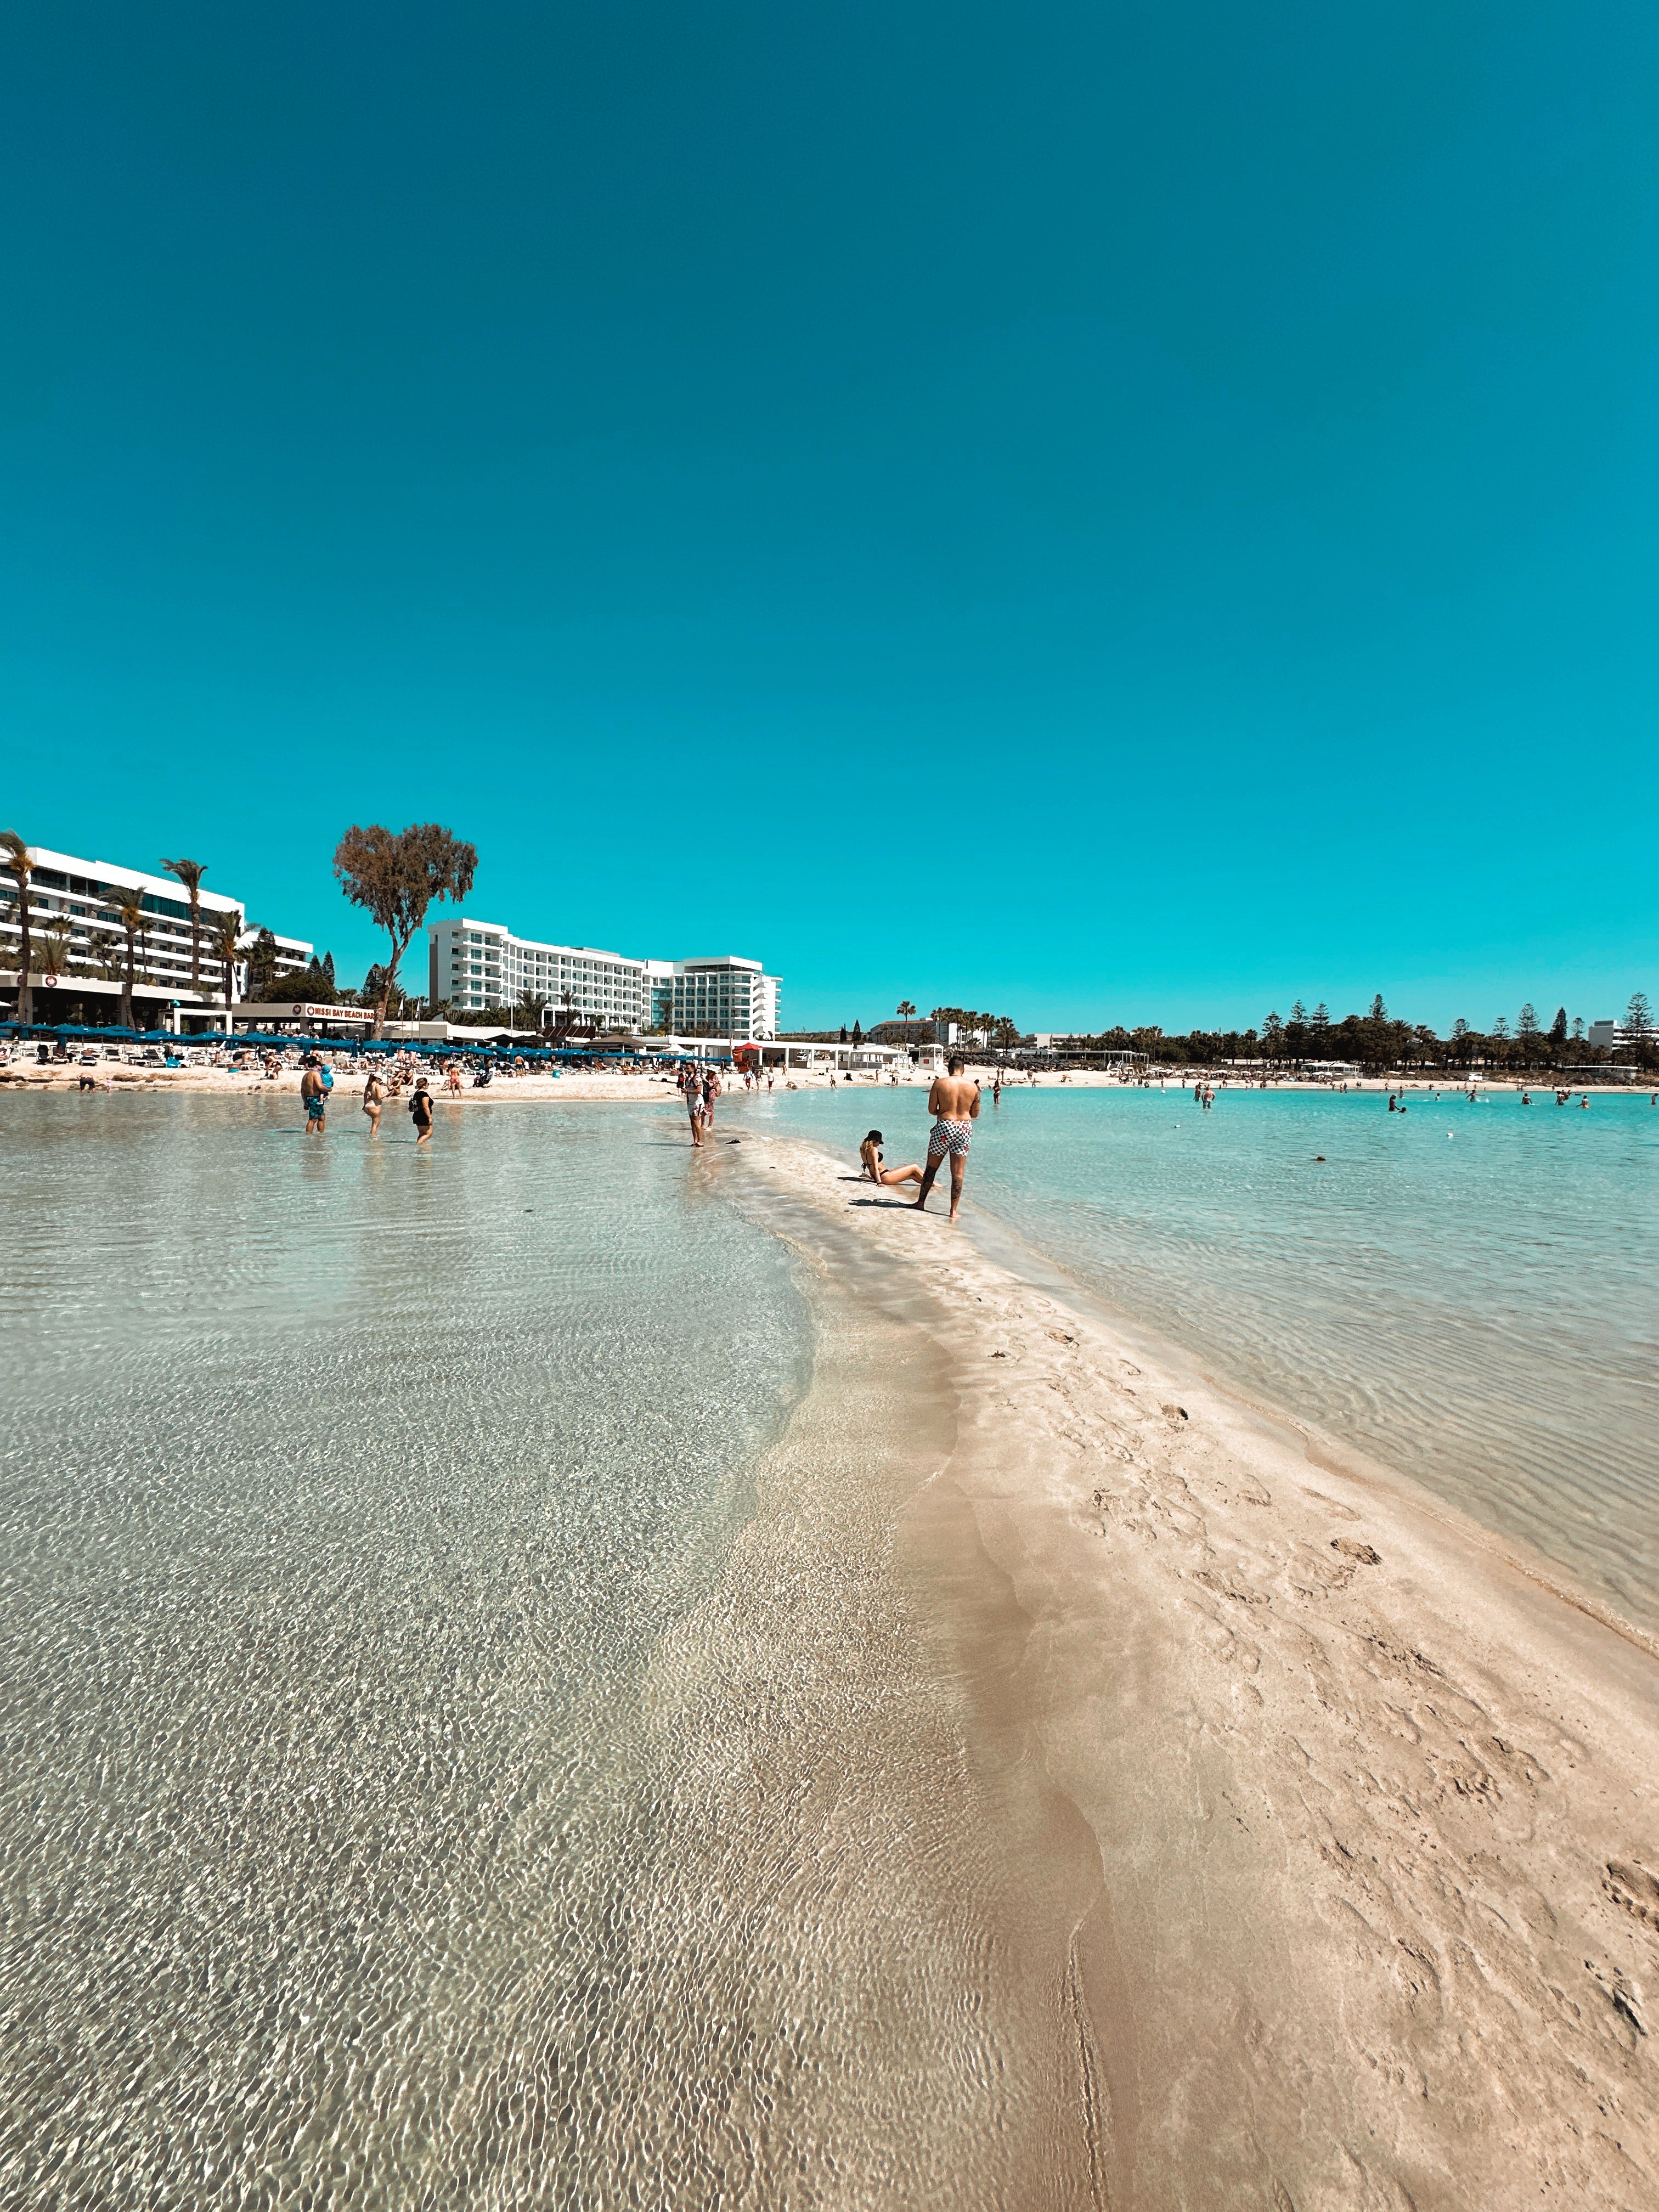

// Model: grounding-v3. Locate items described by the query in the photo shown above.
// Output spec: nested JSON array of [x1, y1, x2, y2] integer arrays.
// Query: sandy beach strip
[[720, 1132, 1659, 2209], [0, 1062, 682, 1103]]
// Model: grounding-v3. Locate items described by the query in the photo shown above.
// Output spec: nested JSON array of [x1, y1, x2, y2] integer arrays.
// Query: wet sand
[[724, 1135, 1659, 2209], [579, 1195, 1107, 2204]]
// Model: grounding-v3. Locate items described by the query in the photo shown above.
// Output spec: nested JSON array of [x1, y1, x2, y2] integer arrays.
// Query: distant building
[[656, 957, 779, 1041], [428, 919, 650, 1028], [1588, 1019, 1652, 1051], [0, 844, 309, 1025], [429, 921, 780, 1039]]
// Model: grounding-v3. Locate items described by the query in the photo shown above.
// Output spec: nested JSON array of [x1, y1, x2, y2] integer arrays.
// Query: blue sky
[[3, 1, 1655, 1032]]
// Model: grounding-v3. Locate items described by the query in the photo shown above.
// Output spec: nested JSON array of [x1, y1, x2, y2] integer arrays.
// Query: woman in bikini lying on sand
[[859, 1129, 924, 1194]]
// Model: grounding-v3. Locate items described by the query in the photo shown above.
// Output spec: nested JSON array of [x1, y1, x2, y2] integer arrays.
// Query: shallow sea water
[[0, 1095, 819, 2205], [2, 1091, 1100, 2209], [758, 1081, 1659, 1634]]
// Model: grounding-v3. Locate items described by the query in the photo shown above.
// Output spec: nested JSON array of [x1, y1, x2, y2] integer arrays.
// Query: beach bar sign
[[235, 1001, 375, 1027]]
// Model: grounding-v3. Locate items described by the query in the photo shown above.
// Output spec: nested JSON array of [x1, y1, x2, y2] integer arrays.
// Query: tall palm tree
[[110, 890, 146, 1031], [1, 831, 34, 1024], [896, 998, 915, 1046], [161, 857, 207, 997], [213, 909, 242, 1022]]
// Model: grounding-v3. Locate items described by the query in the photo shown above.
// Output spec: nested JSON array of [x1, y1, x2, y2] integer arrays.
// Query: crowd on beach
[[4, 1037, 1652, 1143]]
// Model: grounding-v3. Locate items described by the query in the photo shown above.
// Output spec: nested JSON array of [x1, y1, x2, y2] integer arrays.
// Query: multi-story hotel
[[430, 919, 780, 1039], [651, 956, 779, 1040], [428, 921, 651, 1029], [0, 845, 311, 1023]]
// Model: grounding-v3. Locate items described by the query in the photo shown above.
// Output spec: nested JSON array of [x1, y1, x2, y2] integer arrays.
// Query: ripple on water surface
[[0, 1095, 830, 2205]]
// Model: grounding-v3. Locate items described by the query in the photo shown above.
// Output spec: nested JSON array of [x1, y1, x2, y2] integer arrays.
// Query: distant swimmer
[[1521, 1091, 1531, 1105], [859, 1129, 923, 1195], [913, 1055, 980, 1223], [410, 1076, 433, 1144], [363, 1069, 384, 1135]]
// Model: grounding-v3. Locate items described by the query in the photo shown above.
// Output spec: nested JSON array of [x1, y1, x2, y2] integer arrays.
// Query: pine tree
[[1549, 1006, 1567, 1045], [1628, 991, 1654, 1039]]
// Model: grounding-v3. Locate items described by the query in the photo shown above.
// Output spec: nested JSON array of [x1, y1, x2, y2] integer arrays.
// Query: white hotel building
[[429, 919, 780, 1040], [1, 845, 311, 1022]]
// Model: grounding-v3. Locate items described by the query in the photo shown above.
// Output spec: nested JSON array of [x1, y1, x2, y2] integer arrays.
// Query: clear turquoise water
[[757, 1082, 1659, 1633], [0, 1093, 814, 2206]]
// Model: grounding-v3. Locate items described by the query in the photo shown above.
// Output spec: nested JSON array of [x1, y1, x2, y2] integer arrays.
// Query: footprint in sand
[[1332, 1537, 1381, 1565], [1605, 1860, 1659, 1930]]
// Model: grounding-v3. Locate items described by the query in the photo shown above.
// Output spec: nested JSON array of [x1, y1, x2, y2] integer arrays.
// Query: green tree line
[[1061, 994, 1656, 1074]]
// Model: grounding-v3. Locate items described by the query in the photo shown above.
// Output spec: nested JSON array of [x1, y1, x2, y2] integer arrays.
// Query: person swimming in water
[[859, 1129, 923, 1194]]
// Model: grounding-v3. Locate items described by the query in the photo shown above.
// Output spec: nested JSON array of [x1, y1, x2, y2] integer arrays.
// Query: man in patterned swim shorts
[[912, 1054, 980, 1222]]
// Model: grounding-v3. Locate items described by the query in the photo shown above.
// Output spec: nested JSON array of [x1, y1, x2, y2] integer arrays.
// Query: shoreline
[[720, 1133, 1659, 2204], [951, 1161, 1659, 1668], [2, 1057, 1652, 1101]]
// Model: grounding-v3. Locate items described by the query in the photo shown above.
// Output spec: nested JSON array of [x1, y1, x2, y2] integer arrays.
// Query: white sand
[[729, 1133, 1659, 2208]]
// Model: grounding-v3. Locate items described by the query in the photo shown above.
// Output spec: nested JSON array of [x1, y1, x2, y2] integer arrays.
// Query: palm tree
[[896, 999, 915, 1046], [36, 919, 74, 987], [110, 890, 146, 1031], [1, 831, 34, 1024], [212, 909, 242, 1022], [161, 856, 207, 997]]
